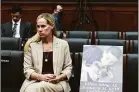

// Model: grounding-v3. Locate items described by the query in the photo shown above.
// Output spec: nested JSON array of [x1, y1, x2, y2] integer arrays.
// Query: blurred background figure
[[1, 4, 33, 39], [52, 5, 63, 31], [52, 5, 66, 38]]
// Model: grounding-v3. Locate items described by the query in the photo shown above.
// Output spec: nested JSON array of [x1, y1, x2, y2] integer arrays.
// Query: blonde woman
[[20, 13, 72, 92]]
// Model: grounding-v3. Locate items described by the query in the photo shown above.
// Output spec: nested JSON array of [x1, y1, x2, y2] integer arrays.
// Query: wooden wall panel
[[111, 12, 137, 31], [23, 10, 42, 25], [62, 10, 75, 31], [1, 1, 138, 32], [92, 11, 107, 31]]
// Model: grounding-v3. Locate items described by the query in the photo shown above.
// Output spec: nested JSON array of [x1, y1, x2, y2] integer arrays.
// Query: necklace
[[43, 43, 52, 62], [44, 52, 49, 62]]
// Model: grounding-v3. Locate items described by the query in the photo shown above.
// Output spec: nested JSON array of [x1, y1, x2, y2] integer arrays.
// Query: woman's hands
[[36, 73, 67, 84], [38, 74, 60, 83], [48, 76, 60, 83]]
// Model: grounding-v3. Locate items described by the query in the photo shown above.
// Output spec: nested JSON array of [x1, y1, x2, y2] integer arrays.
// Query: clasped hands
[[38, 74, 60, 83]]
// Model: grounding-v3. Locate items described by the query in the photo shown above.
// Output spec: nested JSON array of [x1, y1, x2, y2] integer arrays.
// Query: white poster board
[[80, 45, 123, 92]]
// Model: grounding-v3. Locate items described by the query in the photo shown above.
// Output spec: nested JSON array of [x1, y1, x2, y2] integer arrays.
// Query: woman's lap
[[25, 81, 63, 92]]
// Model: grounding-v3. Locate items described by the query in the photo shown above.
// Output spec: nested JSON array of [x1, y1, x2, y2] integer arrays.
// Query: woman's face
[[101, 51, 118, 66], [37, 18, 53, 38]]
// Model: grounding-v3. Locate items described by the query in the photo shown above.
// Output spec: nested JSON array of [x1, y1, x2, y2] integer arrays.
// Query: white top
[[12, 19, 21, 38]]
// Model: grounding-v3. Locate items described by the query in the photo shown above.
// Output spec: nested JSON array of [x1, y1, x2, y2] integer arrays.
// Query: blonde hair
[[24, 13, 57, 52]]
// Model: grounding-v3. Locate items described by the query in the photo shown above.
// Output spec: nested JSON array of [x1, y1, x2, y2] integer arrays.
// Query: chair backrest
[[56, 31, 63, 38], [123, 54, 127, 92], [129, 40, 138, 53], [69, 52, 80, 92], [95, 31, 121, 39], [67, 31, 92, 39], [95, 39, 128, 54], [123, 32, 138, 40], [1, 37, 22, 50], [125, 54, 138, 92], [71, 52, 82, 92], [1, 50, 24, 90], [66, 38, 91, 52]]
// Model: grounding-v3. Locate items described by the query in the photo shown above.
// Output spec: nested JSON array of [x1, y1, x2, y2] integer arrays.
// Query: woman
[[20, 13, 72, 92]]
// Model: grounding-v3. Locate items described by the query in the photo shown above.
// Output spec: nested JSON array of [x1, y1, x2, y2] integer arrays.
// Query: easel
[[71, 0, 99, 31]]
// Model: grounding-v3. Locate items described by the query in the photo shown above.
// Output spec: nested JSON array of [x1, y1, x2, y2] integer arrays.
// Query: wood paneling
[[1, 0, 138, 2], [1, 1, 138, 32], [111, 12, 137, 31]]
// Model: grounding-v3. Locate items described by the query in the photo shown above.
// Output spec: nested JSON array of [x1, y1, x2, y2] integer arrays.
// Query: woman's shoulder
[[55, 37, 68, 45], [30, 41, 38, 45], [28, 38, 40, 46]]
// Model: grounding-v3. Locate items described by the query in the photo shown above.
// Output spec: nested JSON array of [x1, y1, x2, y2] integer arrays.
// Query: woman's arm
[[50, 41, 72, 83], [24, 46, 36, 79], [60, 41, 73, 80], [30, 72, 46, 81]]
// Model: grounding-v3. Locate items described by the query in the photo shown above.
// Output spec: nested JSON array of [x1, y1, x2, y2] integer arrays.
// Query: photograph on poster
[[80, 45, 123, 92]]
